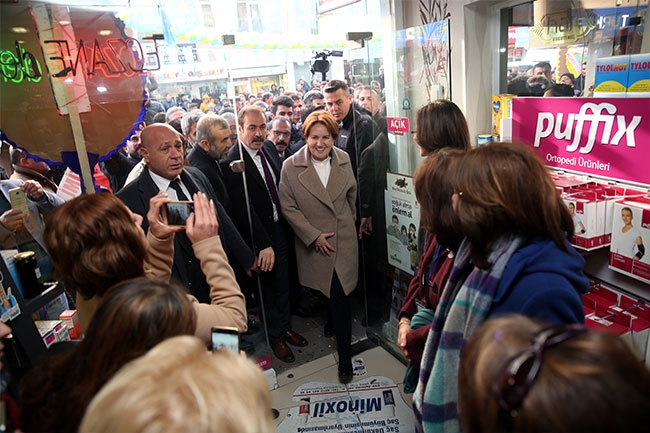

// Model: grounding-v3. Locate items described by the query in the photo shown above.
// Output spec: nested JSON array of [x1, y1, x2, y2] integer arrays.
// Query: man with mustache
[[223, 105, 308, 363], [265, 117, 294, 164]]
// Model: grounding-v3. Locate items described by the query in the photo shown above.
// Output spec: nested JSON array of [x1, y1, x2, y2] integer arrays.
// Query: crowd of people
[[507, 61, 587, 97], [0, 69, 648, 432]]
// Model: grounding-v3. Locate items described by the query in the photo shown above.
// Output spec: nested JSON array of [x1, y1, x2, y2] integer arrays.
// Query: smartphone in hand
[[8, 187, 29, 215], [211, 326, 240, 353], [164, 201, 194, 226]]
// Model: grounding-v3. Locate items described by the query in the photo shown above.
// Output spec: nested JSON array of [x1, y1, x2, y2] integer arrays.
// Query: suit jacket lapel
[[180, 169, 200, 197], [262, 147, 281, 180], [325, 149, 349, 203], [243, 149, 267, 191]]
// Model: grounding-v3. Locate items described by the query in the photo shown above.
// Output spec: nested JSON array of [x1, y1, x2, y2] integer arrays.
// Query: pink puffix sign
[[512, 98, 650, 186]]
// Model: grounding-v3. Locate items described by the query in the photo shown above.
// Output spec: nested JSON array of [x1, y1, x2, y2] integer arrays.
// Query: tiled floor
[[243, 290, 384, 376]]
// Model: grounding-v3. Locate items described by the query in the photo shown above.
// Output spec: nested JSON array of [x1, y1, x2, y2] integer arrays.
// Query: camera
[[310, 50, 343, 81]]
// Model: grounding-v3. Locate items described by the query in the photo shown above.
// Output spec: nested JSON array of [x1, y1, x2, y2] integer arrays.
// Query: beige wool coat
[[279, 146, 358, 297]]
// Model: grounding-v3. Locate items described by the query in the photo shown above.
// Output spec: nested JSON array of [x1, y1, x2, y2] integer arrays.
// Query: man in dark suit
[[266, 116, 294, 164], [117, 123, 255, 303], [223, 105, 307, 363], [186, 114, 232, 207], [186, 114, 263, 296]]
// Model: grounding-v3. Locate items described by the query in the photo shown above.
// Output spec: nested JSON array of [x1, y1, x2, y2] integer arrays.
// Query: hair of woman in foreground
[[80, 335, 275, 433], [458, 314, 650, 433]]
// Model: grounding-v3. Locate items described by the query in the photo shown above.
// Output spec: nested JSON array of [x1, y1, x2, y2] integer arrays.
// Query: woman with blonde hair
[[80, 335, 275, 433]]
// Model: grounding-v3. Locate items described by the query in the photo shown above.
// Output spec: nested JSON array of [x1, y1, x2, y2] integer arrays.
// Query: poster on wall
[[384, 173, 419, 275], [384, 190, 419, 275], [511, 97, 650, 186]]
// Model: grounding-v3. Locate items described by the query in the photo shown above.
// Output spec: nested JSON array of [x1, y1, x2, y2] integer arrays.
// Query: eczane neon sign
[[0, 36, 160, 84], [1, 40, 43, 83]]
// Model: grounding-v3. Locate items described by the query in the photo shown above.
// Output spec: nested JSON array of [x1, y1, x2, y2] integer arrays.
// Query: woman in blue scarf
[[413, 142, 589, 433]]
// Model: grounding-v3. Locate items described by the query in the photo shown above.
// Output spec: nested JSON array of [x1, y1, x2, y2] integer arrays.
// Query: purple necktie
[[257, 150, 280, 207]]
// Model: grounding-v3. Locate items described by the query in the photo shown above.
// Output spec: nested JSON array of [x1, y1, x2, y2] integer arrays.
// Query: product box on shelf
[[582, 282, 650, 363], [491, 94, 515, 140], [609, 198, 650, 284], [59, 309, 82, 339], [595, 185, 649, 245], [627, 53, 650, 97], [550, 172, 591, 192], [35, 319, 70, 348], [564, 193, 605, 250]]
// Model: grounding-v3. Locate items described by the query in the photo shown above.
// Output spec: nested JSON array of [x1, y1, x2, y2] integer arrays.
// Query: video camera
[[310, 50, 343, 82]]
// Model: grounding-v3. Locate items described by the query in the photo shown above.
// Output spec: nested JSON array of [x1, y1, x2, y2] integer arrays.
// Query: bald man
[[117, 123, 255, 302]]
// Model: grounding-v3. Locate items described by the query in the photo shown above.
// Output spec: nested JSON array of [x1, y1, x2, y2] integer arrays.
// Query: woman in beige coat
[[279, 111, 358, 382]]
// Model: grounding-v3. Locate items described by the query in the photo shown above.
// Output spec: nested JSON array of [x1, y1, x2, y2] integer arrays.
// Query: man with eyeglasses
[[265, 117, 294, 164]]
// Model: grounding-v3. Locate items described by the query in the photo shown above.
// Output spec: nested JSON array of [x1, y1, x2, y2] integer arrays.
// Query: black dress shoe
[[324, 322, 334, 338], [338, 357, 353, 383], [284, 330, 308, 347], [271, 341, 295, 363]]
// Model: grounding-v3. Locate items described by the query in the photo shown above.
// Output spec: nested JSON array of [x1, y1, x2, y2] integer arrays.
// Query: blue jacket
[[490, 237, 589, 325]]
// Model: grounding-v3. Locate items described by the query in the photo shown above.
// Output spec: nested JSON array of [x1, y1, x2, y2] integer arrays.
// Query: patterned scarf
[[412, 233, 525, 433]]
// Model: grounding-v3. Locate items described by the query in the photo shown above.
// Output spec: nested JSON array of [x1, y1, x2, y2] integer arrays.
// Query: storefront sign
[[230, 65, 286, 79], [1, 2, 144, 162], [387, 117, 409, 136], [512, 98, 650, 185]]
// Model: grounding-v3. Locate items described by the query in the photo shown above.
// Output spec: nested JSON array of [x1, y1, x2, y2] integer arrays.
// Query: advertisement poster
[[512, 97, 650, 186], [609, 199, 650, 284], [385, 189, 419, 275], [276, 376, 414, 433]]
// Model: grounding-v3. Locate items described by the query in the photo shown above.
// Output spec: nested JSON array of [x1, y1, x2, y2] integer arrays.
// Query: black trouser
[[259, 222, 291, 343], [328, 272, 352, 361]]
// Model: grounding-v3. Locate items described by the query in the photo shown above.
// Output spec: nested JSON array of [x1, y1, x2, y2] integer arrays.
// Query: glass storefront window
[[501, 0, 648, 96]]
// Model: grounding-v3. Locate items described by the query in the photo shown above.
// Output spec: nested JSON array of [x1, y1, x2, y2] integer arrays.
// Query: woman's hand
[[397, 319, 411, 359], [185, 192, 219, 244], [0, 209, 25, 233], [147, 192, 183, 239], [314, 232, 335, 256]]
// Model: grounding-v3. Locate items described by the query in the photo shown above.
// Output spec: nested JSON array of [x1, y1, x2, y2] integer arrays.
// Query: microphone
[[229, 159, 244, 173]]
